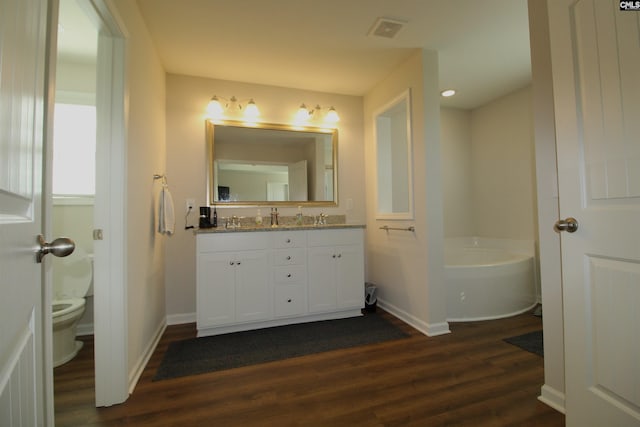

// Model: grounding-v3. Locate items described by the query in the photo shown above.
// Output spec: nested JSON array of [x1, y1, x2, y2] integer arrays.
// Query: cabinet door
[[197, 253, 236, 327], [235, 250, 271, 322], [307, 246, 338, 313], [336, 245, 365, 309]]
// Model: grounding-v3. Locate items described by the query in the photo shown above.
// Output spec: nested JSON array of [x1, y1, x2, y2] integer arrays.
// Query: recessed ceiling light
[[440, 89, 456, 97]]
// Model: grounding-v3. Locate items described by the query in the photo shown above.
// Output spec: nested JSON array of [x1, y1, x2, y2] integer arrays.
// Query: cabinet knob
[[286, 255, 291, 260], [236, 261, 241, 265], [286, 238, 291, 243], [287, 298, 292, 303], [332, 254, 336, 258], [337, 254, 342, 258], [287, 273, 292, 278], [229, 261, 234, 266]]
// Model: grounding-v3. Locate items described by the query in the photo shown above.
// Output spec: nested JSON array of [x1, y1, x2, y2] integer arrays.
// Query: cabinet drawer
[[270, 230, 306, 249], [273, 264, 307, 283], [272, 248, 306, 266], [197, 232, 269, 252], [274, 285, 307, 318], [307, 228, 363, 247]]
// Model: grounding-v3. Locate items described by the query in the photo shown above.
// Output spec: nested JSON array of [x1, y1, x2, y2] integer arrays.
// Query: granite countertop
[[195, 213, 366, 234], [195, 223, 365, 234]]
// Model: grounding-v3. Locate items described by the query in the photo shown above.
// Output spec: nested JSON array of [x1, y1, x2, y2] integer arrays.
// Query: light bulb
[[440, 89, 456, 97], [244, 99, 260, 119], [206, 96, 224, 117], [295, 103, 311, 121], [325, 106, 340, 123]]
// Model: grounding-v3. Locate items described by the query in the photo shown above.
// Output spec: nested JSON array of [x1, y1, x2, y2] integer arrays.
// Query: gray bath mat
[[503, 330, 543, 357], [154, 312, 410, 381]]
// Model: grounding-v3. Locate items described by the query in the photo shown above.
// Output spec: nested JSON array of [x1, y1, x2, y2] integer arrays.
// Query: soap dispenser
[[296, 206, 303, 225], [212, 206, 218, 228]]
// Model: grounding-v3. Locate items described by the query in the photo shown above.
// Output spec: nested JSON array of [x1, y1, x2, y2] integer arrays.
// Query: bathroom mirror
[[206, 120, 338, 206], [374, 89, 414, 220]]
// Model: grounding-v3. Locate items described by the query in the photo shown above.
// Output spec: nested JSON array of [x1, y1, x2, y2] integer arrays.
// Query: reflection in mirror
[[206, 120, 338, 206], [374, 89, 414, 219]]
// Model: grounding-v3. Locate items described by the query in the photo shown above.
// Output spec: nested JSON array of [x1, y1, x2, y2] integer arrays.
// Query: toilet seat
[[52, 298, 86, 318], [53, 246, 91, 299]]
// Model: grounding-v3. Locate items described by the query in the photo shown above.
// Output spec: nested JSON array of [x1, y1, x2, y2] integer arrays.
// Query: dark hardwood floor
[[54, 310, 564, 426]]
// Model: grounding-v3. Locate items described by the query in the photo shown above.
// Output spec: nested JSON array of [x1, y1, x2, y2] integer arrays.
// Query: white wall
[[112, 0, 167, 379], [217, 170, 287, 201], [164, 74, 364, 321], [364, 50, 448, 336], [441, 87, 538, 242], [440, 108, 473, 237], [470, 86, 537, 240], [56, 61, 96, 98]]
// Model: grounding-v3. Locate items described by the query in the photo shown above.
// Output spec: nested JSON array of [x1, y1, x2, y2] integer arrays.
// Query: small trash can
[[364, 283, 377, 312]]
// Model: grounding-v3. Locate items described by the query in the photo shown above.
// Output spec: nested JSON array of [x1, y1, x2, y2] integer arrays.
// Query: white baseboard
[[197, 309, 362, 338], [166, 312, 196, 325], [538, 384, 566, 414], [378, 298, 451, 337], [128, 319, 166, 395]]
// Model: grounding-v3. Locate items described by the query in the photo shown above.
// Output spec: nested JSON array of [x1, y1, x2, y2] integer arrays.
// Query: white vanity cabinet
[[307, 229, 365, 313], [196, 233, 271, 329], [196, 227, 364, 337]]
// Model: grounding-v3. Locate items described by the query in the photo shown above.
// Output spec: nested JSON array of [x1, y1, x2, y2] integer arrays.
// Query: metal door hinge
[[93, 229, 104, 240]]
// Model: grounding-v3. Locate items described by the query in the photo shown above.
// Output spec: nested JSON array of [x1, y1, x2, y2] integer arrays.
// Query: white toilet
[[52, 247, 93, 368]]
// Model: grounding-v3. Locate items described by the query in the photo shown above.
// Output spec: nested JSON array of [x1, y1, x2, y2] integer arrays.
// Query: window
[[52, 103, 96, 197]]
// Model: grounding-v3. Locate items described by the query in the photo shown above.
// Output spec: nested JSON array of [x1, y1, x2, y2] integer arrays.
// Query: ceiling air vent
[[368, 17, 407, 39]]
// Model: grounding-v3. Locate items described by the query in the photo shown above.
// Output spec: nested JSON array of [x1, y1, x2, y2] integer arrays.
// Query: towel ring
[[153, 174, 167, 185]]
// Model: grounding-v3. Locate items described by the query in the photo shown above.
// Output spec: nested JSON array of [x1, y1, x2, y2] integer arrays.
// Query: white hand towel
[[158, 185, 175, 236]]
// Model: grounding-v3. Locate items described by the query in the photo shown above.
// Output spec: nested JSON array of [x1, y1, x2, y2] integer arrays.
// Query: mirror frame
[[373, 88, 414, 220], [206, 119, 339, 207]]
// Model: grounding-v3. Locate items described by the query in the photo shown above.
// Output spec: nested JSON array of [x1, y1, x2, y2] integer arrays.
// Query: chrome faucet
[[316, 213, 328, 225], [222, 215, 244, 229]]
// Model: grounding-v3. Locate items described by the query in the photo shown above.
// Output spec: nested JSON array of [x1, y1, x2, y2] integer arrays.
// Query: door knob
[[554, 217, 578, 233], [36, 234, 75, 263]]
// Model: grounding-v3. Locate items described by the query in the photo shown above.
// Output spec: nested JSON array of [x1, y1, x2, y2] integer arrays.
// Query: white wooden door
[[288, 160, 308, 201], [267, 181, 288, 201], [549, 1, 640, 425], [0, 0, 50, 424]]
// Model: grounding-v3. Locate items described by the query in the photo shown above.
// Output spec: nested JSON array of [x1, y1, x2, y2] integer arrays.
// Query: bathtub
[[445, 238, 537, 322]]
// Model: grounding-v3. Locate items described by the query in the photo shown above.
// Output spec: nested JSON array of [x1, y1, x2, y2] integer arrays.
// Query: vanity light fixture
[[206, 95, 260, 120], [295, 103, 340, 124], [440, 89, 456, 97]]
